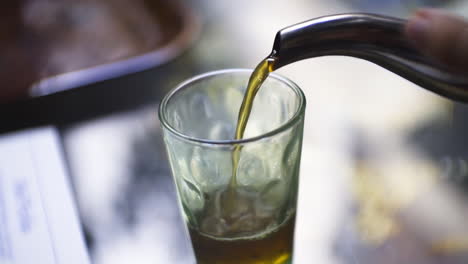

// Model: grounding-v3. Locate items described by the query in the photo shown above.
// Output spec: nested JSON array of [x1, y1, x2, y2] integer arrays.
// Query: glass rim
[[158, 68, 306, 146]]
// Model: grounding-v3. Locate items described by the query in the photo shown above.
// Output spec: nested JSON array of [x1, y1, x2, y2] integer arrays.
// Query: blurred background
[[2, 0, 468, 263]]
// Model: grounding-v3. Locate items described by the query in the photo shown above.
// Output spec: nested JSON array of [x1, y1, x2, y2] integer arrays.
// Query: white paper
[[0, 127, 90, 264]]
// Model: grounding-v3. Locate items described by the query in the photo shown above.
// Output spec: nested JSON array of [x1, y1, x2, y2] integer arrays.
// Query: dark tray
[[0, 0, 200, 102], [0, 0, 200, 133]]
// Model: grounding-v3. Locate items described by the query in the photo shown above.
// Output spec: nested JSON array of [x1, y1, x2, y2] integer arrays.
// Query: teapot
[[269, 13, 468, 102]]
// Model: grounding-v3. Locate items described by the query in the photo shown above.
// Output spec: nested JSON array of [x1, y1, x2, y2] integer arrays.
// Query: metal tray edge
[[29, 4, 201, 97]]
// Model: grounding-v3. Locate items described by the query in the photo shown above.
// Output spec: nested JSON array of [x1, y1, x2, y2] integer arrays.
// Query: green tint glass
[[159, 69, 306, 264]]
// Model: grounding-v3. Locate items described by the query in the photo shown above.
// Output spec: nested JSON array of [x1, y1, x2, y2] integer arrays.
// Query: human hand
[[405, 8, 468, 72]]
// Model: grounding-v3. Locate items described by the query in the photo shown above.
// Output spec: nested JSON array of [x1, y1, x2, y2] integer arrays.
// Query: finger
[[405, 8, 468, 71]]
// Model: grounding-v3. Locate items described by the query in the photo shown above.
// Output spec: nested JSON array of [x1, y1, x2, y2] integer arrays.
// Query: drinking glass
[[159, 69, 306, 264]]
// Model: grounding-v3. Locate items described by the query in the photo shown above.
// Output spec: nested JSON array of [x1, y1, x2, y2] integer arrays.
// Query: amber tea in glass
[[159, 69, 305, 264]]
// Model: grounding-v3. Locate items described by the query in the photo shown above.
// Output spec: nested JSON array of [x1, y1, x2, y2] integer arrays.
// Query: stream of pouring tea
[[230, 54, 276, 187]]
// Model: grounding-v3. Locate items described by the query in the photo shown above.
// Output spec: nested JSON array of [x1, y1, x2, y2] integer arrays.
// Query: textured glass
[[159, 69, 306, 263]]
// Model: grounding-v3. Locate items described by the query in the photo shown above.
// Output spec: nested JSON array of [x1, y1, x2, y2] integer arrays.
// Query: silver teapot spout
[[271, 13, 468, 103]]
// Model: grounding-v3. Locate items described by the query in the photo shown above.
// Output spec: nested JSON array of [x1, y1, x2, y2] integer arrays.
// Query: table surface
[[16, 0, 468, 263]]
